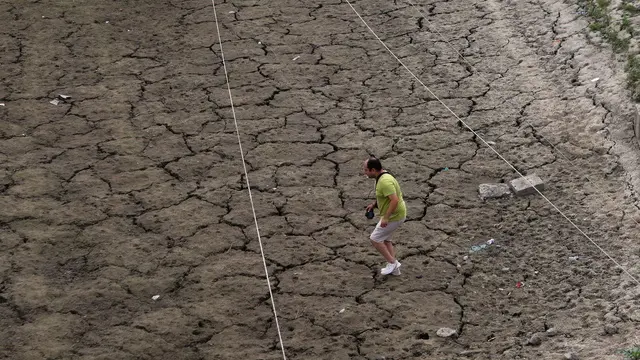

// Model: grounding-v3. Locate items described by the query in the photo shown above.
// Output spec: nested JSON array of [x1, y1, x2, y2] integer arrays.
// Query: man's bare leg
[[384, 241, 395, 259], [371, 240, 395, 263]]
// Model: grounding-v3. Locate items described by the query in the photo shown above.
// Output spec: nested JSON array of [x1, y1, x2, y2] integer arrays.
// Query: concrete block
[[509, 174, 544, 196], [478, 183, 511, 200]]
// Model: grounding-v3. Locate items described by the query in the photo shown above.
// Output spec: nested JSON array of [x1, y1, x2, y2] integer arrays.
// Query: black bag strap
[[375, 171, 393, 183]]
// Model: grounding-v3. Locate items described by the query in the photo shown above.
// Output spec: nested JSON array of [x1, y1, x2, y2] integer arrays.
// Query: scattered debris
[[516, 281, 524, 288], [509, 174, 545, 196], [258, 41, 262, 45], [0, 103, 5, 106], [339, 308, 345, 314], [436, 327, 457, 338], [501, 267, 510, 272], [443, 167, 449, 171], [546, 327, 558, 336], [292, 55, 300, 61], [105, 21, 110, 24], [498, 288, 504, 291], [478, 183, 511, 200], [486, 141, 496, 146], [229, 10, 236, 13], [564, 352, 579, 360], [569, 256, 579, 261], [469, 239, 495, 253], [463, 255, 469, 261], [469, 244, 487, 253], [591, 77, 600, 82], [49, 94, 71, 106], [152, 295, 160, 301]]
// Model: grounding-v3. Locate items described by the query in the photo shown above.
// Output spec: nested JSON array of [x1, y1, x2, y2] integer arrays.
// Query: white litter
[[58, 94, 71, 100], [487, 141, 496, 146], [229, 10, 236, 13], [0, 103, 5, 106], [258, 41, 262, 45], [292, 56, 300, 61], [339, 308, 345, 313], [152, 295, 160, 301], [591, 78, 600, 82], [105, 21, 110, 24], [49, 99, 60, 106]]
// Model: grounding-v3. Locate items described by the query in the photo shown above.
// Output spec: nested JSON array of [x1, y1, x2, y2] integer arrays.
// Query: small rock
[[527, 333, 544, 346], [478, 183, 512, 200], [509, 174, 545, 196], [436, 327, 457, 338], [564, 352, 579, 360], [546, 327, 558, 336], [604, 324, 618, 335], [604, 312, 622, 323]]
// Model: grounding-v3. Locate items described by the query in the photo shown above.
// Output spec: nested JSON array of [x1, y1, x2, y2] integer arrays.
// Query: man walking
[[363, 157, 407, 275]]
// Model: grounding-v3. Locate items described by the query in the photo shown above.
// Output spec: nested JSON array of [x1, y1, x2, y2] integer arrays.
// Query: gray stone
[[604, 311, 622, 323], [546, 327, 558, 336], [564, 352, 579, 360], [436, 327, 457, 338], [635, 104, 640, 145], [604, 323, 618, 335], [527, 332, 544, 346], [478, 183, 512, 200], [509, 174, 545, 196]]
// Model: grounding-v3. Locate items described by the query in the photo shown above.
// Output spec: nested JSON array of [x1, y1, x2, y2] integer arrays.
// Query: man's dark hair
[[366, 157, 382, 171]]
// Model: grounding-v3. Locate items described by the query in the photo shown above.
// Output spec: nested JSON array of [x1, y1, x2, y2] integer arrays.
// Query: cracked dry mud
[[2, 0, 640, 359]]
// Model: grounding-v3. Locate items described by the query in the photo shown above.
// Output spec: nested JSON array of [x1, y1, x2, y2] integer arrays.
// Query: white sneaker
[[381, 261, 401, 275], [392, 264, 402, 276]]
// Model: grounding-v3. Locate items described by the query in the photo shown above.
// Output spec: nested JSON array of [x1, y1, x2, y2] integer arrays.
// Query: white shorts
[[370, 218, 405, 243]]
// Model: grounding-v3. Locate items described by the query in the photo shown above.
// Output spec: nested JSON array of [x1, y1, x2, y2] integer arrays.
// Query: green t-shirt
[[375, 173, 406, 222]]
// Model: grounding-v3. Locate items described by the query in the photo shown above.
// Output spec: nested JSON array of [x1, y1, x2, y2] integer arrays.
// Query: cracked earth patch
[[1, 0, 640, 359]]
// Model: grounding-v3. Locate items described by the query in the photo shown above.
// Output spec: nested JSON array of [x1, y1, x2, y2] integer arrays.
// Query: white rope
[[344, 0, 640, 286], [209, 0, 288, 358]]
